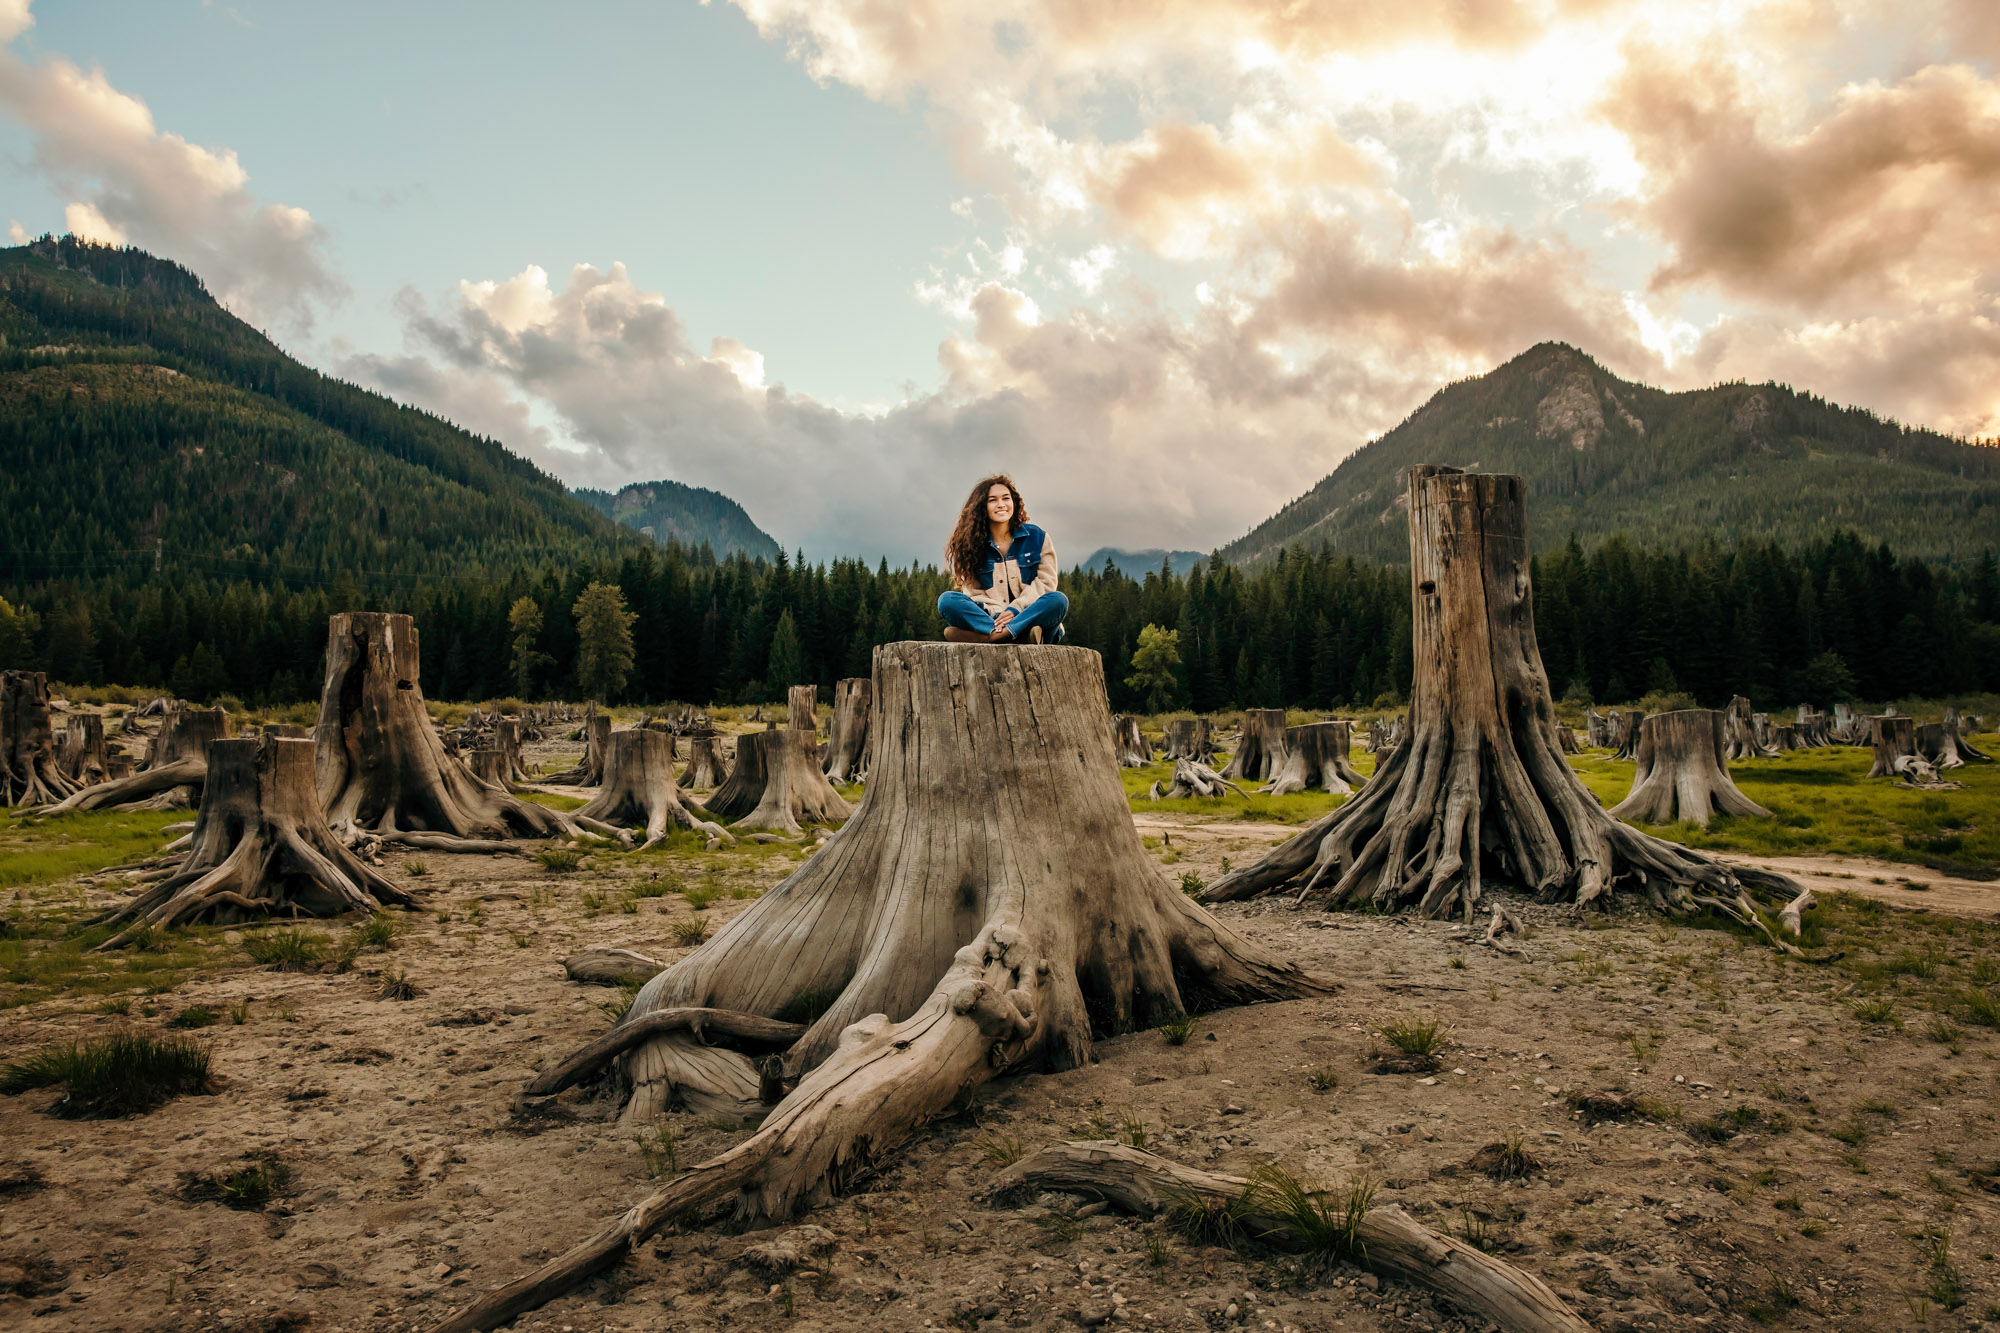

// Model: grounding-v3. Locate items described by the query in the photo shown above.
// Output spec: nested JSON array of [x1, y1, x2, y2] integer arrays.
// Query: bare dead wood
[[1113, 714, 1152, 767], [438, 643, 1331, 1331], [1155, 757, 1246, 799], [1201, 467, 1804, 938], [34, 704, 229, 814], [1162, 717, 1213, 761], [1610, 710, 1770, 828], [546, 705, 609, 785], [564, 947, 665, 987], [989, 1142, 1591, 1333], [1723, 695, 1774, 760], [704, 728, 851, 836], [57, 713, 110, 787], [1, 670, 78, 807], [822, 677, 872, 783], [468, 748, 509, 788], [787, 685, 818, 734], [1262, 721, 1366, 796], [519, 1006, 806, 1099], [92, 737, 414, 947], [1221, 708, 1287, 782], [1613, 709, 1646, 760], [314, 613, 574, 842], [681, 730, 728, 790], [571, 729, 734, 850]]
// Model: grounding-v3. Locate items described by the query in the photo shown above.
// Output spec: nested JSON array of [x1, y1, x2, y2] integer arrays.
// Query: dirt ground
[[5, 746, 2000, 1333]]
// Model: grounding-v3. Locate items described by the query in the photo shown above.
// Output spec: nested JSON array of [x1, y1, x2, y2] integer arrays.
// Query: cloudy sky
[[3, 0, 1996, 562]]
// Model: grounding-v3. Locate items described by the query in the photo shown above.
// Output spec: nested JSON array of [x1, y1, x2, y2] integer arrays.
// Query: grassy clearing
[[0, 807, 183, 887], [1775, 891, 2000, 1028], [0, 910, 236, 1010], [1570, 746, 2000, 877], [1121, 749, 1376, 825]]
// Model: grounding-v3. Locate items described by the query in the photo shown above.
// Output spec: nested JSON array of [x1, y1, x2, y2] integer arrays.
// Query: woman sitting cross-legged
[[936, 474, 1069, 644]]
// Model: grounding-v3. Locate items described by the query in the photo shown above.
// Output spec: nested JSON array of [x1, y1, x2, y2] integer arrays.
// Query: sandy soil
[[5, 768, 2000, 1333]]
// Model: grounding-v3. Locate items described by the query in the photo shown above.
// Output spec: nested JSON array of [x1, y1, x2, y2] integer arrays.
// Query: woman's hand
[[993, 607, 1017, 631]]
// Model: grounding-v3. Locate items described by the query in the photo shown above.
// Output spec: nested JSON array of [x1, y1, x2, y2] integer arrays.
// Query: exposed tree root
[[1263, 721, 1366, 796], [1610, 709, 1770, 827], [570, 729, 733, 850], [989, 1142, 1591, 1333]]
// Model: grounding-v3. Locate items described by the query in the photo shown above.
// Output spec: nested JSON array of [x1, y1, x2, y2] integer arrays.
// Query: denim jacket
[[955, 521, 1059, 616]]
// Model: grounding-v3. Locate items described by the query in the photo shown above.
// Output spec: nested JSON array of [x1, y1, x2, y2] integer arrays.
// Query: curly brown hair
[[945, 475, 1028, 583]]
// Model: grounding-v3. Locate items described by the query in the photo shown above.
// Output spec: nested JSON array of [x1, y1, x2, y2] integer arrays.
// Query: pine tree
[[507, 596, 551, 698], [573, 582, 638, 702], [767, 609, 805, 695], [1124, 624, 1186, 712]]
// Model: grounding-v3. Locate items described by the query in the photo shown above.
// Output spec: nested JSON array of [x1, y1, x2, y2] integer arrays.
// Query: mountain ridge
[[574, 479, 780, 561], [1220, 342, 2000, 567]]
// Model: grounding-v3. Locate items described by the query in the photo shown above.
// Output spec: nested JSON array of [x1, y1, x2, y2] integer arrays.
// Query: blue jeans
[[938, 590, 1068, 641]]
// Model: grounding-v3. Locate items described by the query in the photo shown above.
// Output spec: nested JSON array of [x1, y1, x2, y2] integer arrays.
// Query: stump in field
[[1915, 722, 1975, 771], [1201, 467, 1799, 926], [1832, 703, 1866, 744], [469, 749, 510, 788], [36, 704, 229, 814], [493, 717, 531, 784], [572, 730, 733, 850], [1113, 715, 1152, 767], [1866, 716, 1935, 783], [314, 613, 573, 845], [548, 707, 610, 785], [1609, 710, 1771, 828], [705, 728, 852, 836], [1584, 708, 1608, 748], [787, 685, 818, 735], [1221, 708, 1287, 782], [58, 714, 110, 786], [822, 678, 872, 783], [1262, 721, 1366, 796], [681, 731, 728, 790], [1773, 723, 1798, 751], [93, 736, 415, 948], [1944, 707, 1993, 763], [1614, 709, 1646, 760], [1, 670, 77, 807], [449, 642, 1329, 1332], [1723, 696, 1773, 760], [1162, 717, 1212, 761]]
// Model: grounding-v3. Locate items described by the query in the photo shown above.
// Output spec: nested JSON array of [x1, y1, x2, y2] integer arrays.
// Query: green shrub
[[1379, 1016, 1448, 1056], [244, 928, 325, 970], [351, 911, 401, 951], [167, 1004, 218, 1029], [1158, 1013, 1199, 1046], [533, 847, 585, 873]]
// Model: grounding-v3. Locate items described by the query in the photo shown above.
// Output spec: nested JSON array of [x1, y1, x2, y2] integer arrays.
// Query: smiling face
[[985, 482, 1016, 527]]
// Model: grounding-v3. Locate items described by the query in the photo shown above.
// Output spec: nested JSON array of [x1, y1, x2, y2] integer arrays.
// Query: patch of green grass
[[1379, 1015, 1449, 1057], [1158, 1012, 1199, 1046], [629, 874, 679, 900], [351, 911, 401, 951], [1960, 989, 2000, 1029], [403, 858, 430, 878], [0, 807, 184, 887], [532, 847, 585, 873], [681, 882, 722, 911], [978, 1133, 1025, 1167], [1570, 745, 2000, 876], [244, 928, 326, 970], [638, 1123, 681, 1178], [1, 1030, 213, 1116], [218, 1155, 292, 1208], [167, 1004, 219, 1029], [520, 791, 587, 812], [1852, 997, 1902, 1027], [375, 968, 418, 1001], [1305, 1064, 1339, 1093], [1, 916, 223, 1010], [1177, 870, 1206, 897], [1246, 1162, 1376, 1257], [666, 917, 709, 948]]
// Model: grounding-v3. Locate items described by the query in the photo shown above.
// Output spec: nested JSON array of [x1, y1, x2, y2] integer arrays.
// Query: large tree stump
[[1, 670, 76, 807], [35, 704, 229, 814], [546, 707, 610, 785], [1914, 722, 1971, 771], [704, 728, 852, 836], [822, 678, 872, 783], [1867, 716, 1928, 780], [1723, 696, 1773, 760], [1113, 714, 1152, 767], [681, 730, 728, 789], [93, 737, 415, 948], [493, 717, 531, 784], [314, 613, 573, 843], [1162, 717, 1213, 761], [1609, 710, 1771, 828], [1584, 708, 1609, 748], [444, 643, 1329, 1332], [1944, 707, 1993, 763], [1201, 467, 1800, 928], [571, 730, 733, 850], [1613, 709, 1646, 760], [787, 685, 818, 734], [58, 714, 111, 787], [468, 749, 510, 788], [1221, 708, 1287, 782], [1262, 721, 1366, 796]]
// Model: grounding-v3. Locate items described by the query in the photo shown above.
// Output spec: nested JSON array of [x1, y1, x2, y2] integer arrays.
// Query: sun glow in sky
[[3, 0, 1997, 560]]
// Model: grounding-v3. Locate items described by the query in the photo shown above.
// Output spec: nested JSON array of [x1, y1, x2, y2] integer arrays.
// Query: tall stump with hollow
[[1609, 710, 1770, 828], [94, 736, 415, 948], [572, 729, 732, 850], [445, 642, 1330, 1332], [681, 731, 727, 790], [59, 714, 111, 787], [1221, 708, 1287, 782], [822, 678, 872, 783], [1201, 466, 1797, 924], [314, 612, 573, 844]]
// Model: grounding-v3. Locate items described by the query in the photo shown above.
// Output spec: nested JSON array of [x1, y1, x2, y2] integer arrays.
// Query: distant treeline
[[2, 530, 1996, 713]]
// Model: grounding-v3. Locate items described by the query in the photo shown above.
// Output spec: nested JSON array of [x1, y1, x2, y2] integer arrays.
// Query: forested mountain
[[1080, 548, 1207, 579], [575, 479, 779, 561], [0, 236, 642, 591], [1224, 342, 2000, 566]]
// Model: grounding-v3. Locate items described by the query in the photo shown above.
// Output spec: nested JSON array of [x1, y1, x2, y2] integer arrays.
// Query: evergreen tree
[[573, 582, 637, 702], [0, 597, 41, 671], [1125, 625, 1186, 712], [767, 609, 805, 695], [507, 596, 551, 698]]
